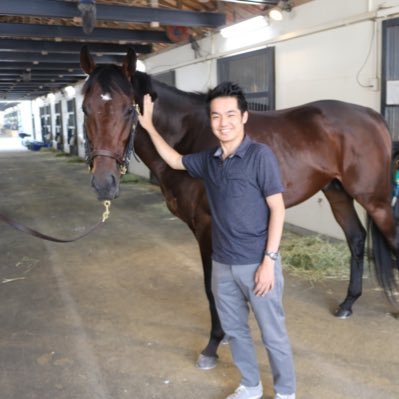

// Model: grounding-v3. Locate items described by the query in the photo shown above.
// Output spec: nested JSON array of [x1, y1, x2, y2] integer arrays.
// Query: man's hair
[[206, 81, 248, 114]]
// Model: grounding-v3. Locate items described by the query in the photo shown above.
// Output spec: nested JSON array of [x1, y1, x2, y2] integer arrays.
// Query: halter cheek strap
[[84, 103, 140, 175]]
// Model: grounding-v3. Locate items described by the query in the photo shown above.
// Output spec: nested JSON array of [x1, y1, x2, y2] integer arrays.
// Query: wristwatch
[[264, 250, 279, 261]]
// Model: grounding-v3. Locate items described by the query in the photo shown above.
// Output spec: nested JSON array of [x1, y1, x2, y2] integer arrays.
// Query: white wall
[[18, 102, 34, 135], [14, 0, 399, 239], [141, 0, 399, 239], [74, 81, 86, 158]]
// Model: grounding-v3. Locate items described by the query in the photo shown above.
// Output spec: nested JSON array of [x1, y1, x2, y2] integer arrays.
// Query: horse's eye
[[126, 107, 134, 116]]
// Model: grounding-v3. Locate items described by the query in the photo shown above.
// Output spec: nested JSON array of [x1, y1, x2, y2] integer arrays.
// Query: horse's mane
[[153, 78, 206, 102], [82, 65, 133, 97], [134, 71, 206, 104]]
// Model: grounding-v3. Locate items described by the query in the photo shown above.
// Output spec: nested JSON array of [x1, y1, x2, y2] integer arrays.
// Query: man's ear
[[243, 110, 249, 124]]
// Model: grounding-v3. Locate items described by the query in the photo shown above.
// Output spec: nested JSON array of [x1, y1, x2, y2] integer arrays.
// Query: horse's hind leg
[[323, 180, 367, 318], [354, 193, 398, 296]]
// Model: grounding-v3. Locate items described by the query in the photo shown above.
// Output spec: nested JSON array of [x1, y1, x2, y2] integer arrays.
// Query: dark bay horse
[[80, 46, 398, 369]]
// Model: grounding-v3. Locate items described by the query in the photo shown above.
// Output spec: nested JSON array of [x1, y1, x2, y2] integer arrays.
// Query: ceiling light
[[220, 0, 278, 4], [220, 15, 269, 38], [269, 0, 292, 21], [269, 8, 283, 21]]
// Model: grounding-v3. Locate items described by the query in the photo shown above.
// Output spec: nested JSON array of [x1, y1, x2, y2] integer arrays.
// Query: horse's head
[[80, 45, 139, 200]]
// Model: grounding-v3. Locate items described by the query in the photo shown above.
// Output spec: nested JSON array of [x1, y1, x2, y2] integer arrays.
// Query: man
[[138, 82, 296, 399]]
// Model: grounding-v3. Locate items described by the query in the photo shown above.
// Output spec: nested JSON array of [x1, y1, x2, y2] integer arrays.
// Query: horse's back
[[248, 100, 389, 144], [245, 100, 392, 206]]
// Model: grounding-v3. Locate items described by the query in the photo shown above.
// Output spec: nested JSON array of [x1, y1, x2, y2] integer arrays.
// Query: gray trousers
[[212, 259, 296, 395]]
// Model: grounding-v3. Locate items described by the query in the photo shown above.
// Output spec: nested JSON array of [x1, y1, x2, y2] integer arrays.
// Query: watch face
[[265, 251, 278, 260]]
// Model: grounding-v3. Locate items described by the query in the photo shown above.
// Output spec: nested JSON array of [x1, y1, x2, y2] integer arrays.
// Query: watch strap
[[264, 250, 279, 261]]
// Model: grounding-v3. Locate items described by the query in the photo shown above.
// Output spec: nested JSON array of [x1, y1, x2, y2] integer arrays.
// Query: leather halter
[[84, 103, 140, 174]]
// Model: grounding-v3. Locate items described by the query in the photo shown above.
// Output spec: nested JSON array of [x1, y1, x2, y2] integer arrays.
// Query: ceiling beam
[[0, 39, 152, 55], [0, 71, 86, 77], [1, 85, 79, 89], [0, 51, 122, 64], [0, 0, 225, 27], [0, 23, 172, 43], [0, 77, 80, 82], [0, 62, 84, 70]]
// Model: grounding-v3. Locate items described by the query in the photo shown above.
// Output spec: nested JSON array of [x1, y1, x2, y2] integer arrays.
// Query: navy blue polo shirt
[[182, 135, 284, 265]]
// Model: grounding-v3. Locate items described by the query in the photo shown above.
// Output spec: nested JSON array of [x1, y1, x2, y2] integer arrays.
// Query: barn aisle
[[0, 149, 398, 399]]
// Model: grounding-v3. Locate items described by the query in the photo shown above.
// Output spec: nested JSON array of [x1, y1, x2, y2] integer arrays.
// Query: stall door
[[382, 17, 399, 156]]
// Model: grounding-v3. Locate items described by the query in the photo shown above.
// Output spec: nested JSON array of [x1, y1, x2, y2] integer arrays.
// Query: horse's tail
[[366, 120, 399, 301], [368, 220, 397, 299]]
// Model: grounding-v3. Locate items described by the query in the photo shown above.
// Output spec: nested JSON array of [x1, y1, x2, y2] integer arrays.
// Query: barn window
[[154, 70, 176, 87], [217, 47, 275, 111]]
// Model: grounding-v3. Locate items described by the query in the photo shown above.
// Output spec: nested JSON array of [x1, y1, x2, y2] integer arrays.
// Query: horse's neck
[[135, 83, 211, 183], [153, 83, 205, 146]]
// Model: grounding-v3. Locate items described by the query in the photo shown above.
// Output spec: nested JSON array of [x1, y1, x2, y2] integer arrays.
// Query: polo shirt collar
[[213, 135, 253, 159]]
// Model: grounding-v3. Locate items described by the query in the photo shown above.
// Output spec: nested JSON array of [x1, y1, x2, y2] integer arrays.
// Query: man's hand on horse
[[138, 94, 155, 132]]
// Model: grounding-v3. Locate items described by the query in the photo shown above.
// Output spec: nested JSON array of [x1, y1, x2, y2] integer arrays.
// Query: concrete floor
[[0, 140, 398, 399]]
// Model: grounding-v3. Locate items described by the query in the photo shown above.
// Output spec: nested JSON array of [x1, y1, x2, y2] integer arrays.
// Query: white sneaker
[[226, 382, 263, 399], [275, 394, 296, 399]]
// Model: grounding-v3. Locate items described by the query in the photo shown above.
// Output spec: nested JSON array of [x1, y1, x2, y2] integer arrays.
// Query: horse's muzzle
[[91, 172, 120, 201]]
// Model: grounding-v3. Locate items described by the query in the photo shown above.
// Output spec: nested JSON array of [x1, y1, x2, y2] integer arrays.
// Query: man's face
[[209, 96, 248, 145]]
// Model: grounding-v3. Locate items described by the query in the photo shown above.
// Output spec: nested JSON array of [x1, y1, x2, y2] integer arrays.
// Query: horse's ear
[[122, 48, 137, 79], [80, 45, 96, 74]]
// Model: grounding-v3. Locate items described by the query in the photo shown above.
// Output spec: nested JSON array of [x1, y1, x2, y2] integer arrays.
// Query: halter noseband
[[84, 103, 140, 175]]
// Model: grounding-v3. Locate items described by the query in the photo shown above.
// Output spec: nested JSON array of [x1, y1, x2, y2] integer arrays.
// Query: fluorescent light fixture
[[220, 15, 269, 38]]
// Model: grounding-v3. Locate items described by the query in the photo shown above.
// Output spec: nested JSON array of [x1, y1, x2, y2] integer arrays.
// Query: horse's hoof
[[196, 354, 218, 370], [334, 307, 352, 319]]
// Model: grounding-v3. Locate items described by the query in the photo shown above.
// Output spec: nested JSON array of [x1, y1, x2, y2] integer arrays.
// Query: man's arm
[[254, 192, 285, 296], [138, 94, 185, 170]]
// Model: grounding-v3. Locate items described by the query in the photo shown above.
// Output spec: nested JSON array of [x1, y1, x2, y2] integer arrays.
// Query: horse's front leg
[[194, 224, 225, 370], [323, 182, 367, 318]]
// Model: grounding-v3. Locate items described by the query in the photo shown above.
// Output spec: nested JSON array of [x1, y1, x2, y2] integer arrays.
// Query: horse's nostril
[[91, 175, 98, 190], [111, 173, 117, 186]]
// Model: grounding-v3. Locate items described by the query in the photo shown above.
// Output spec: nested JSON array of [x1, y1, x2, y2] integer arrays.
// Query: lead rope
[[0, 200, 112, 243]]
